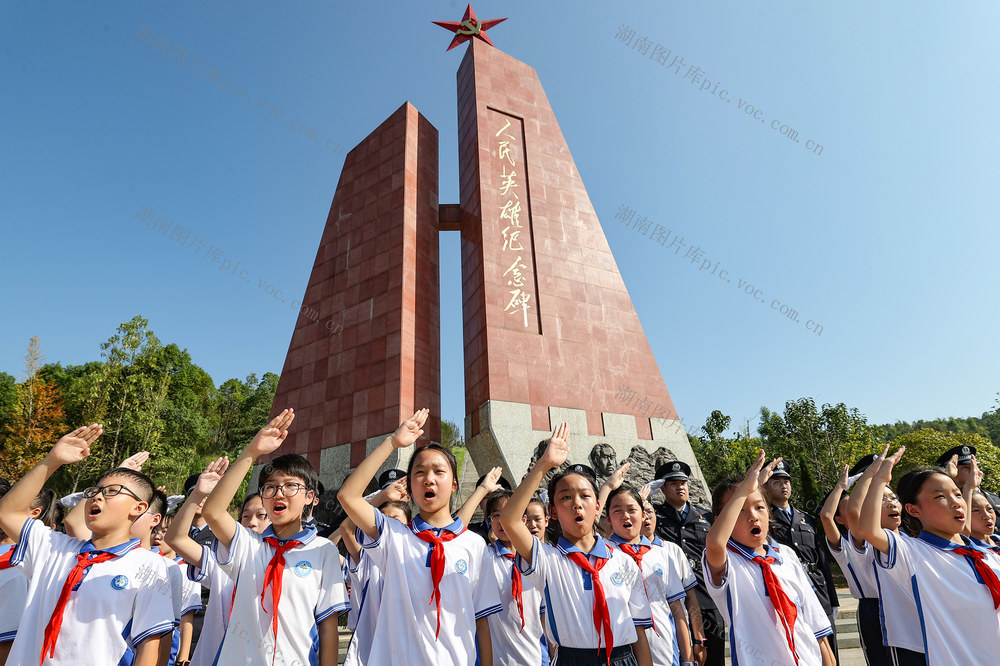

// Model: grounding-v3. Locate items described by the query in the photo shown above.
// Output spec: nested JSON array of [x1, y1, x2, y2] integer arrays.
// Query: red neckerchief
[[565, 547, 614, 666], [728, 543, 799, 664], [41, 550, 120, 664], [616, 540, 657, 635], [0, 549, 12, 570], [411, 521, 464, 639], [261, 537, 303, 663], [953, 546, 1000, 609], [498, 546, 525, 630]]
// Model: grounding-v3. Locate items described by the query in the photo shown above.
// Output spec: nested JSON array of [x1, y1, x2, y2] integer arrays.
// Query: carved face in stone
[[589, 443, 617, 479]]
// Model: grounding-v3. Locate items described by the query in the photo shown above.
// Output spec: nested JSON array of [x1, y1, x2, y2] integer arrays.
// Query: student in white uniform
[[856, 446, 1000, 665], [970, 490, 1000, 552], [338, 409, 502, 665], [702, 451, 835, 666], [824, 453, 925, 666], [499, 423, 654, 666], [166, 456, 272, 666], [202, 410, 349, 665], [337, 480, 410, 666], [0, 425, 175, 665], [639, 496, 704, 663], [478, 488, 547, 666], [606, 487, 693, 666]]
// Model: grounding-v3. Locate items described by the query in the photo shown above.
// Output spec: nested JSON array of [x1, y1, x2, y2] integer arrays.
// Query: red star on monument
[[432, 4, 506, 51]]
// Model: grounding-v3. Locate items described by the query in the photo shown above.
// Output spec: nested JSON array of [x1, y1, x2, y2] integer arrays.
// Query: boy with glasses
[[0, 425, 175, 665], [202, 409, 349, 665]]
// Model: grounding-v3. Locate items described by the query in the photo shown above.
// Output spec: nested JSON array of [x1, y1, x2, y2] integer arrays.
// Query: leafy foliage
[[886, 429, 998, 494], [1, 318, 278, 496]]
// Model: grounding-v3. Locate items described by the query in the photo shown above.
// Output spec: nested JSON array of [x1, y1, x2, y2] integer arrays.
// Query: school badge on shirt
[[111, 575, 129, 590], [294, 561, 313, 577], [455, 559, 468, 575]]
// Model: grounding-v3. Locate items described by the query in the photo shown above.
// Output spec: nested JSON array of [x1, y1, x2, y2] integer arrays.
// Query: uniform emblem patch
[[111, 575, 128, 590], [456, 559, 468, 574], [294, 561, 313, 577], [611, 571, 625, 587], [652, 564, 664, 576]]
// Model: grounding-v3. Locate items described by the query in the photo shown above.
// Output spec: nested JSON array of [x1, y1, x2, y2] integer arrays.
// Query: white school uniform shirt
[[356, 510, 502, 665], [825, 534, 877, 600], [702, 539, 833, 666], [483, 541, 545, 666], [343, 549, 384, 666], [874, 529, 1000, 663], [651, 535, 698, 594], [214, 523, 350, 666], [611, 535, 687, 666], [186, 542, 235, 666], [0, 544, 27, 643], [7, 519, 176, 665], [516, 535, 653, 652]]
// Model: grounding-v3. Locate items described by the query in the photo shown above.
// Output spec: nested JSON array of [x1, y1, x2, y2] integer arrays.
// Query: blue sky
[[2, 1, 997, 437]]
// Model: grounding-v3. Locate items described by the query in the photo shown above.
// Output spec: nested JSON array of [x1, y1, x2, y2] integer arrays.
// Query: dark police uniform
[[652, 461, 724, 666], [767, 461, 839, 662]]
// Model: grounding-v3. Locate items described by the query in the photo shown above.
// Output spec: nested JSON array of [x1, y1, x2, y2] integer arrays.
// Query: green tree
[[440, 419, 464, 450], [0, 372, 16, 435], [758, 398, 879, 512], [689, 410, 764, 491], [888, 429, 999, 494]]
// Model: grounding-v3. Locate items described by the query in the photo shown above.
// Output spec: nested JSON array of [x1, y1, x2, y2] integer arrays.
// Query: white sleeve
[[787, 560, 832, 638], [514, 535, 547, 585], [213, 522, 264, 579], [186, 543, 219, 587], [0, 570, 27, 642], [355, 509, 390, 569], [472, 541, 502, 620], [663, 557, 688, 603], [872, 530, 916, 600], [180, 565, 203, 615], [130, 556, 178, 646], [10, 518, 85, 579], [166, 562, 184, 621], [315, 543, 351, 623]]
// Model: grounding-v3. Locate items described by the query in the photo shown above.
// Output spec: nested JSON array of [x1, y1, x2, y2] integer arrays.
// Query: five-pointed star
[[432, 4, 506, 51]]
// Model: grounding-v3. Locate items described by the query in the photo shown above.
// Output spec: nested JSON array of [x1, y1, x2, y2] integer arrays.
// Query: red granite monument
[[264, 7, 707, 500]]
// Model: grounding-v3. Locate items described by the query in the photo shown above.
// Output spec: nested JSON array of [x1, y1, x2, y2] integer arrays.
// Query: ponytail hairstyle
[[30, 488, 63, 529]]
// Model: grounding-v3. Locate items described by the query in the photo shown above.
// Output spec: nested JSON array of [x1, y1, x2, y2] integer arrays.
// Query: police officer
[[652, 461, 718, 666], [764, 460, 839, 662], [937, 444, 1000, 533]]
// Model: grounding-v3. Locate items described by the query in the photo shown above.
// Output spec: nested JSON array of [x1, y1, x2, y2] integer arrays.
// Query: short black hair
[[378, 500, 412, 522], [258, 454, 318, 493], [97, 468, 156, 505], [149, 489, 168, 518], [711, 477, 743, 517], [240, 492, 262, 515], [485, 489, 514, 518]]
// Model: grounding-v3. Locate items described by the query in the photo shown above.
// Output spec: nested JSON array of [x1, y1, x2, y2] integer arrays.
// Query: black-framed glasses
[[260, 482, 308, 499], [82, 484, 146, 502]]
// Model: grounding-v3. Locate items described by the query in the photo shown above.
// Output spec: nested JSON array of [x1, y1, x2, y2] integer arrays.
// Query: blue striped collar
[[916, 531, 979, 552], [410, 515, 464, 536], [80, 538, 142, 557], [727, 538, 783, 564], [608, 534, 652, 548], [556, 536, 612, 560], [491, 541, 516, 558], [970, 536, 1000, 553], [262, 524, 317, 546], [650, 535, 663, 547]]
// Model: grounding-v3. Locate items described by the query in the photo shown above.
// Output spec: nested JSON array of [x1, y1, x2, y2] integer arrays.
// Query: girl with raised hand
[[856, 446, 1000, 664], [337, 409, 501, 666], [703, 450, 835, 666], [499, 423, 654, 666]]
